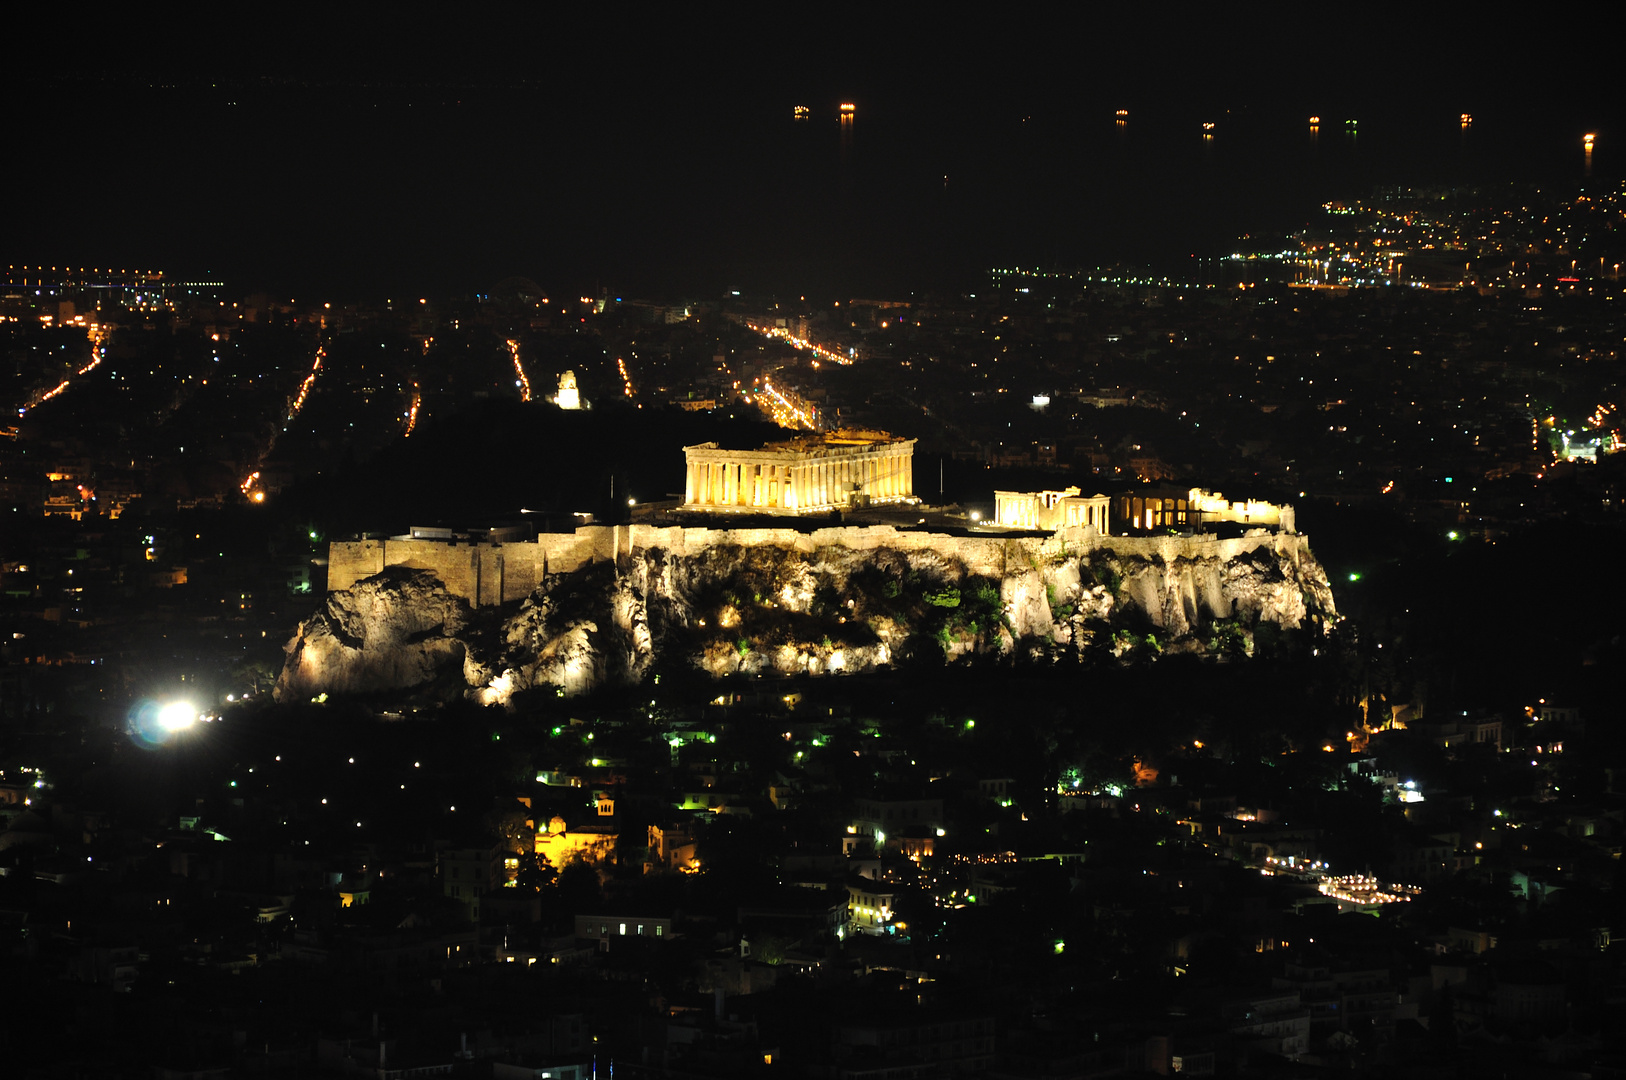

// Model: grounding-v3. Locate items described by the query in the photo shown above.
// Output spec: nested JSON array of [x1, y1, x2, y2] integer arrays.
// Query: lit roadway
[[241, 343, 327, 502], [16, 320, 107, 416], [750, 379, 818, 431], [744, 321, 851, 367], [403, 383, 421, 437], [507, 339, 532, 402]]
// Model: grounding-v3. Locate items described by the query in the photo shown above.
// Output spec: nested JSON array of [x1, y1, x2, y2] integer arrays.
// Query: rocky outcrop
[[278, 531, 1338, 704], [278, 568, 475, 701]]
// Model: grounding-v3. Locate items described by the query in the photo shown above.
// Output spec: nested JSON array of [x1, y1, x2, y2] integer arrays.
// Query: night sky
[[8, 9, 1618, 301]]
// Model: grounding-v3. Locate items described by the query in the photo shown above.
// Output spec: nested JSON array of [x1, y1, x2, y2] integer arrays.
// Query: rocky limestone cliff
[[277, 532, 1337, 704]]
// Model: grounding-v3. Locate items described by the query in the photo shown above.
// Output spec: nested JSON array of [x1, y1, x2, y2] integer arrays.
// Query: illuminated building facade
[[994, 486, 1294, 534], [1114, 488, 1294, 533], [682, 429, 916, 514], [994, 487, 1112, 532], [556, 370, 581, 410]]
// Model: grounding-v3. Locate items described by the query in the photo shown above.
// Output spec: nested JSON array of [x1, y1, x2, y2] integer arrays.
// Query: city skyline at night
[[6, 11, 1626, 1078]]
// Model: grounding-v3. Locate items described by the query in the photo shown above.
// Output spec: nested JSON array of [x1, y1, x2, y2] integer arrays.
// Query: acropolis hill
[[285, 436, 1336, 703]]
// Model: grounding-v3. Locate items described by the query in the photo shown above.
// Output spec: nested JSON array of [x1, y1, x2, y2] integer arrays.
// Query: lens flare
[[128, 700, 200, 748]]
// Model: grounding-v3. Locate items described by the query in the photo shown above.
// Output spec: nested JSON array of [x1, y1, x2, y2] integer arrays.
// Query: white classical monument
[[555, 370, 581, 410], [683, 429, 916, 513], [994, 487, 1113, 532]]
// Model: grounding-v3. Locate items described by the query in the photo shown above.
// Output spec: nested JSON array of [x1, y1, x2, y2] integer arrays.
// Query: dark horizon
[[7, 11, 1620, 302]]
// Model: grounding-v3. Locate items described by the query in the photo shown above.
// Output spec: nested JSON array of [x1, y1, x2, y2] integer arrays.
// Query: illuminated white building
[[556, 370, 581, 410], [683, 429, 915, 514]]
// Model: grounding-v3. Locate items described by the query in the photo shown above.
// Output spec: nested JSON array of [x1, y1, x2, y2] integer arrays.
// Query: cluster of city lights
[[745, 322, 853, 366], [507, 339, 531, 402], [1317, 873, 1418, 906], [240, 471, 266, 503], [1291, 184, 1626, 291], [616, 356, 635, 398]]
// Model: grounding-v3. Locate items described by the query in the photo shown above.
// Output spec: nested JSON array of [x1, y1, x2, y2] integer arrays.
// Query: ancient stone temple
[[683, 429, 916, 513], [994, 487, 1113, 532]]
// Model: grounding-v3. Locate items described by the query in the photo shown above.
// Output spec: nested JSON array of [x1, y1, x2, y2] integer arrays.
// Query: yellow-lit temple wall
[[682, 431, 917, 513]]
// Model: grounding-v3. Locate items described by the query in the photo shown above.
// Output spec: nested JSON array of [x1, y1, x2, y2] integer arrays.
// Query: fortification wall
[[328, 540, 387, 592], [328, 523, 1310, 608], [327, 538, 547, 604]]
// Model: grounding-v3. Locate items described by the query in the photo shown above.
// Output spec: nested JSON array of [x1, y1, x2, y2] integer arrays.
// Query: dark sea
[[11, 75, 1617, 302]]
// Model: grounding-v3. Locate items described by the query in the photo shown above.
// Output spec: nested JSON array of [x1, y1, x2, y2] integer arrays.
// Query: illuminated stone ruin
[[993, 487, 1113, 532], [682, 429, 917, 514], [995, 486, 1294, 534]]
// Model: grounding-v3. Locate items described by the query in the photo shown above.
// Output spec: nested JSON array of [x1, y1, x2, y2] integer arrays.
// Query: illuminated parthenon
[[683, 430, 916, 513]]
